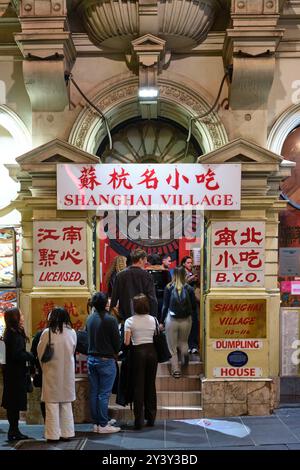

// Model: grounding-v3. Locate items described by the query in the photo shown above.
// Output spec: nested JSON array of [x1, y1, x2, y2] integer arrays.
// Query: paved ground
[[1, 406, 300, 451]]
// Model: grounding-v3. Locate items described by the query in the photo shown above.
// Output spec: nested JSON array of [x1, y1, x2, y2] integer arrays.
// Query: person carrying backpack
[[161, 267, 197, 378]]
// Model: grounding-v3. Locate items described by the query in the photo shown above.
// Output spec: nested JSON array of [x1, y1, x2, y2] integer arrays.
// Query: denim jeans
[[87, 356, 116, 427]]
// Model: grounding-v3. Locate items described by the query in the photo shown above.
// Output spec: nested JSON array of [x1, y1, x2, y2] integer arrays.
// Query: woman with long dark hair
[[1, 307, 34, 441], [37, 307, 77, 442]]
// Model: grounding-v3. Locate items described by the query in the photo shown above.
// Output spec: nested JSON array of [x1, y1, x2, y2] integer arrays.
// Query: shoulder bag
[[40, 329, 54, 363], [153, 318, 171, 363]]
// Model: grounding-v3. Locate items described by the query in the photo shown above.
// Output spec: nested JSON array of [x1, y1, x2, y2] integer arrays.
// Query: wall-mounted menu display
[[0, 289, 18, 337], [0, 228, 16, 287]]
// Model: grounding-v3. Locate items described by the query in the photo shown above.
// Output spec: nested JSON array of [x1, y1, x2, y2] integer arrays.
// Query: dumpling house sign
[[57, 164, 241, 211]]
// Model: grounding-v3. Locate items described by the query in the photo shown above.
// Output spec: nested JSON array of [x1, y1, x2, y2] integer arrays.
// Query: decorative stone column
[[14, 0, 76, 112], [199, 138, 291, 417], [223, 0, 285, 146], [7, 139, 99, 423]]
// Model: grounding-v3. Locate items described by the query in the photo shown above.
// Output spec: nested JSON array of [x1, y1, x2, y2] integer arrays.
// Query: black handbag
[[153, 319, 171, 363], [26, 366, 33, 393], [40, 329, 54, 363]]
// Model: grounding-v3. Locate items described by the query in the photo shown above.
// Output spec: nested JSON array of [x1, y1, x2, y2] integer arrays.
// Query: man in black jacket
[[110, 249, 158, 320]]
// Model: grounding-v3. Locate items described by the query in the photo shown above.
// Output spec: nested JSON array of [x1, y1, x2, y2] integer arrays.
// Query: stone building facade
[[0, 0, 300, 421]]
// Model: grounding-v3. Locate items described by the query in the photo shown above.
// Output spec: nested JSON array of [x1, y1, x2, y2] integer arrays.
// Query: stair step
[[156, 375, 201, 392], [157, 361, 203, 376], [157, 391, 201, 406], [108, 404, 203, 420]]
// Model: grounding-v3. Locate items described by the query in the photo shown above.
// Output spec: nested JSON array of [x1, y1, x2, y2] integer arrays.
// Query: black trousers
[[132, 343, 158, 427], [7, 408, 20, 434]]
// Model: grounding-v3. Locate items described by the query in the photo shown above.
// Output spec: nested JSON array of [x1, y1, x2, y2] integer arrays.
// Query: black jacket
[[110, 266, 158, 320], [31, 330, 43, 388], [2, 329, 34, 411], [86, 310, 120, 358]]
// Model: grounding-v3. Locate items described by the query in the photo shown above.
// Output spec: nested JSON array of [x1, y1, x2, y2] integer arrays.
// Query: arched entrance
[[68, 72, 228, 156]]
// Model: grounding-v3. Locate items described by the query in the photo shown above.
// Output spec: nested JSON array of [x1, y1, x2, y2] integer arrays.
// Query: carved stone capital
[[130, 34, 166, 86], [14, 0, 76, 112], [128, 34, 168, 118], [0, 1, 10, 16], [224, 0, 284, 109]]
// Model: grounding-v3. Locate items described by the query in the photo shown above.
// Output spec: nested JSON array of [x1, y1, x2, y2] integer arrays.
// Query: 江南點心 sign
[[57, 163, 241, 211], [33, 221, 87, 287]]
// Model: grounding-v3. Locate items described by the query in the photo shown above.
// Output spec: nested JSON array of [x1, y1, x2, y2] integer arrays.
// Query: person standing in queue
[[124, 294, 157, 430], [146, 254, 171, 322], [1, 307, 35, 442], [37, 307, 77, 442], [86, 291, 121, 434], [181, 256, 199, 354], [110, 249, 158, 321], [31, 329, 46, 421], [161, 267, 196, 378]]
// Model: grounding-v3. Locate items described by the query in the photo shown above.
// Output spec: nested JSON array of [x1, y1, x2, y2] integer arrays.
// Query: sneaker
[[98, 425, 121, 434], [191, 348, 198, 354], [171, 370, 181, 378], [93, 425, 99, 433], [108, 418, 117, 426]]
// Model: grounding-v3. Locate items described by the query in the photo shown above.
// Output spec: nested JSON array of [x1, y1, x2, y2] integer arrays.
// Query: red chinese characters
[[108, 167, 133, 189], [138, 169, 159, 189], [196, 168, 220, 190], [38, 249, 59, 267], [166, 168, 189, 190], [34, 221, 86, 287], [214, 228, 238, 246], [37, 228, 60, 242], [62, 226, 82, 244], [78, 166, 101, 190], [211, 222, 265, 287]]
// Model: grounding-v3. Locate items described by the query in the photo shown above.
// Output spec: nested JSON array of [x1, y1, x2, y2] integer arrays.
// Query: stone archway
[[0, 105, 31, 157], [267, 103, 300, 155], [69, 72, 228, 156]]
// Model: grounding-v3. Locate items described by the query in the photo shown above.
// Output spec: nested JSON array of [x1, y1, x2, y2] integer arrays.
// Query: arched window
[[0, 106, 31, 223], [97, 117, 202, 163], [279, 126, 300, 308]]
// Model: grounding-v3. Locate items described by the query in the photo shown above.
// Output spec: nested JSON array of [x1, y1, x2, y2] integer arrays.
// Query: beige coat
[[37, 325, 77, 403]]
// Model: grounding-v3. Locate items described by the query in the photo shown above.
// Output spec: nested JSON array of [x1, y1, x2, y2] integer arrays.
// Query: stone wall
[[201, 377, 280, 417], [26, 378, 92, 424]]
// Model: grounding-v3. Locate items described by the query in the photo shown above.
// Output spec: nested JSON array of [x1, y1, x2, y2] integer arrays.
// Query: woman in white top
[[38, 307, 77, 442], [124, 294, 157, 430]]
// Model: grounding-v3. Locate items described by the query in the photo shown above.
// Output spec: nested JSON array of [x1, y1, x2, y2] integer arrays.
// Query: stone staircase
[[109, 358, 204, 420]]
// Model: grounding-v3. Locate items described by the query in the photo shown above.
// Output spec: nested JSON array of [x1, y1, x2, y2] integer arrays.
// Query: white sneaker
[[98, 425, 121, 434], [93, 425, 99, 433], [108, 419, 117, 426], [191, 348, 199, 354]]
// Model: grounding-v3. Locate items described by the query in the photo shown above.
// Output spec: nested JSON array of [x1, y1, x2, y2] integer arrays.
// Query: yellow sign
[[31, 297, 89, 334], [210, 299, 266, 339]]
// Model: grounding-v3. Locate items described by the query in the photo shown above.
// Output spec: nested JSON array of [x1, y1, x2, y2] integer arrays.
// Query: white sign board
[[33, 221, 87, 287], [57, 164, 241, 211], [211, 221, 265, 287]]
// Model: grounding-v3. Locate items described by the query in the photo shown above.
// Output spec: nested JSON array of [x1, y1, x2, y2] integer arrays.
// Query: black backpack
[[169, 285, 192, 319], [76, 330, 88, 355]]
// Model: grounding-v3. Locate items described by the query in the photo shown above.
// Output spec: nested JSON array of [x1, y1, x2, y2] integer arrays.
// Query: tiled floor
[[1, 407, 300, 451]]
